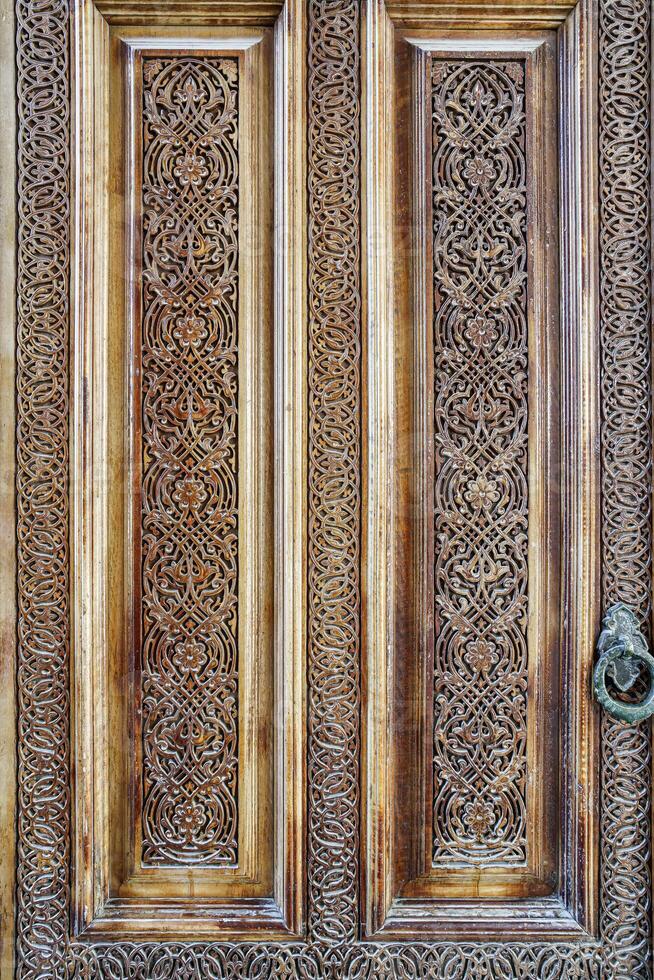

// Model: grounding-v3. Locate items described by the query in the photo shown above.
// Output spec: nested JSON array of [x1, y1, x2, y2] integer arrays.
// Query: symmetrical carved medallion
[[431, 60, 529, 866], [138, 56, 240, 867]]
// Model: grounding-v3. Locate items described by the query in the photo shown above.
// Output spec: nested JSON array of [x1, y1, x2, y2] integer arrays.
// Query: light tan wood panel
[[362, 0, 599, 942], [70, 0, 305, 942]]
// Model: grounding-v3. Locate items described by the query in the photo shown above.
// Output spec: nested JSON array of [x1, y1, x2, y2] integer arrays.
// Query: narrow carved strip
[[15, 0, 71, 976], [139, 55, 240, 868], [598, 0, 652, 976], [431, 59, 529, 866], [68, 940, 602, 978], [307, 0, 361, 944]]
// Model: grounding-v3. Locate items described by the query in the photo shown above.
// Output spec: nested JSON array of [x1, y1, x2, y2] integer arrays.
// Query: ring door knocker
[[593, 602, 654, 723]]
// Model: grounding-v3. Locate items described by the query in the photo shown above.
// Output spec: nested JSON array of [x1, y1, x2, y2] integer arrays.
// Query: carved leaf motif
[[431, 60, 529, 866], [139, 56, 240, 867]]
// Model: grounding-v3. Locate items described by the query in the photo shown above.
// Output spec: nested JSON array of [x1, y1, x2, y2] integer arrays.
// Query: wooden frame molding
[[361, 0, 599, 943], [68, 0, 306, 945], [11, 0, 653, 977]]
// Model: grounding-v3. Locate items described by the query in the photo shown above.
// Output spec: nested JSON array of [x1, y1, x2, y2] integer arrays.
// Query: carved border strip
[[306, 0, 361, 945], [15, 0, 71, 978], [13, 0, 653, 977], [598, 0, 653, 976], [69, 940, 602, 978]]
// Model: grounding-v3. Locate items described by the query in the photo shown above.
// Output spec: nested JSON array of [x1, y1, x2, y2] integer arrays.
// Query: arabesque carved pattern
[[307, 0, 361, 944], [15, 0, 71, 976], [598, 0, 652, 975], [431, 60, 528, 865], [139, 56, 240, 866], [68, 940, 602, 979]]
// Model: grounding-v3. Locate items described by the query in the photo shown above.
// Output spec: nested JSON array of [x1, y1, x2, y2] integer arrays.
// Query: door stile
[[598, 0, 653, 976], [15, 0, 71, 976], [306, 0, 362, 947]]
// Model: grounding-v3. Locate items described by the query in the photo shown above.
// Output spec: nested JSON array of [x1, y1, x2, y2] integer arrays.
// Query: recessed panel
[[137, 54, 241, 870], [362, 0, 598, 942], [431, 57, 530, 869], [71, 0, 304, 941]]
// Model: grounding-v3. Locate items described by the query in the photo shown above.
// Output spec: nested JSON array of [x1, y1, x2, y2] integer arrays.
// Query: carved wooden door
[[3, 0, 653, 978]]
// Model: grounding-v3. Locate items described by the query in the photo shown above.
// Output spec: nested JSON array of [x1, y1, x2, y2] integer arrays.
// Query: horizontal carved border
[[13, 0, 652, 978], [68, 941, 602, 978]]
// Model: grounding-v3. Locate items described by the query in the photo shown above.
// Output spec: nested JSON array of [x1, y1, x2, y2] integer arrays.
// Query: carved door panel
[[2, 0, 653, 978]]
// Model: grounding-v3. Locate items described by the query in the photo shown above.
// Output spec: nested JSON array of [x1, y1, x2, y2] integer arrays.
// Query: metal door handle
[[593, 603, 654, 723]]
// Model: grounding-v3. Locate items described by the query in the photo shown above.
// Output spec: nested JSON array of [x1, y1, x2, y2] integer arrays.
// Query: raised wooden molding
[[385, 1, 577, 28], [362, 0, 599, 942], [69, 0, 305, 942], [95, 1, 284, 25]]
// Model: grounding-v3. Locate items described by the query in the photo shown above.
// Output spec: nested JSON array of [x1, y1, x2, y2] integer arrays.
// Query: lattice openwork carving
[[431, 60, 529, 866], [139, 56, 240, 867]]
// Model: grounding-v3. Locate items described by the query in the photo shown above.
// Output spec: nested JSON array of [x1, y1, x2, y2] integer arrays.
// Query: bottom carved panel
[[68, 942, 602, 980]]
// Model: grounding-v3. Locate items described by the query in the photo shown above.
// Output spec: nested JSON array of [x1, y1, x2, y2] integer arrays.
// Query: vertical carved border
[[15, 0, 71, 978], [306, 0, 361, 946], [598, 0, 652, 976]]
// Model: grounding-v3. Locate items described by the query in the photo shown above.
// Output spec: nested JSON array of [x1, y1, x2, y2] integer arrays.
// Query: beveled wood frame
[[68, 0, 306, 945], [361, 0, 599, 942], [68, 7, 302, 941], [7, 0, 653, 976]]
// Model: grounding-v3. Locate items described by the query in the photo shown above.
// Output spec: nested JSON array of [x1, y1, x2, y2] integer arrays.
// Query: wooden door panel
[[5, 0, 654, 976], [361, 0, 599, 942], [68, 0, 305, 942]]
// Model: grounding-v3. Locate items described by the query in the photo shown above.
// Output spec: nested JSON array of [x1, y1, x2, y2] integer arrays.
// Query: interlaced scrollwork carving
[[15, 0, 71, 976], [69, 939, 602, 978], [307, 0, 361, 944], [431, 60, 528, 865], [598, 0, 652, 975], [139, 56, 240, 866]]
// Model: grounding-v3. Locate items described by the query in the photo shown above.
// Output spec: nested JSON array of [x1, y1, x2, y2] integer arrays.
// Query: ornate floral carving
[[598, 0, 652, 975], [306, 0, 361, 944], [15, 0, 71, 976], [139, 57, 239, 866], [431, 61, 529, 866]]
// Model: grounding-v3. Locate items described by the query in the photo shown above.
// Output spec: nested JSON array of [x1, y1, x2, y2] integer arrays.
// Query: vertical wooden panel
[[362, 0, 598, 942], [136, 54, 241, 869], [431, 57, 531, 868], [307, 0, 361, 945], [68, 0, 304, 941], [598, 0, 653, 974], [15, 0, 71, 975]]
